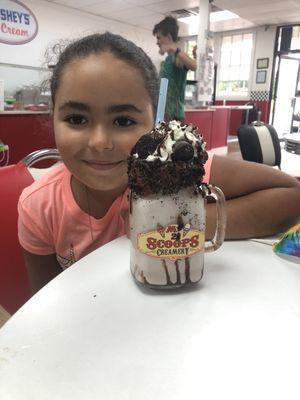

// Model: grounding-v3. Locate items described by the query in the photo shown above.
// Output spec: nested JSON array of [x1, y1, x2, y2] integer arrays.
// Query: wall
[[213, 26, 276, 100], [213, 26, 276, 133], [0, 1, 163, 161], [0, 0, 161, 70], [251, 26, 276, 93]]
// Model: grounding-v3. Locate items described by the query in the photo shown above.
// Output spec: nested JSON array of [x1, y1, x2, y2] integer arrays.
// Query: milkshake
[[127, 120, 226, 289]]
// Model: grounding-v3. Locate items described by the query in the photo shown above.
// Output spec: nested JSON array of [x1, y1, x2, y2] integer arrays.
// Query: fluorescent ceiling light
[[178, 10, 239, 25], [178, 15, 197, 25], [210, 10, 239, 22], [178, 15, 199, 35]]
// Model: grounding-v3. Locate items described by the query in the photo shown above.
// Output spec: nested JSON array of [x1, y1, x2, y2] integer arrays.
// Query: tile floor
[[227, 137, 243, 159], [211, 137, 243, 160]]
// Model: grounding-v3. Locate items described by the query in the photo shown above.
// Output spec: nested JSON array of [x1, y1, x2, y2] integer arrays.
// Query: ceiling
[[45, 0, 300, 33]]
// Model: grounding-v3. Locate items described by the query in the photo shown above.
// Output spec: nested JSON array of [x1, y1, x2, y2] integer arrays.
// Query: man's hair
[[153, 16, 179, 42]]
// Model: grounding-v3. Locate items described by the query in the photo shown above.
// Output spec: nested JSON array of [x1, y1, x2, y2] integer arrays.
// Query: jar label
[[137, 224, 204, 261]]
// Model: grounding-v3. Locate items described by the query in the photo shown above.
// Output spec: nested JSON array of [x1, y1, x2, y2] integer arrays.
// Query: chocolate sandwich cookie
[[128, 120, 208, 196]]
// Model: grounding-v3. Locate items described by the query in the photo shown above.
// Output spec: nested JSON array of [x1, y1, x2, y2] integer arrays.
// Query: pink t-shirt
[[18, 153, 213, 269]]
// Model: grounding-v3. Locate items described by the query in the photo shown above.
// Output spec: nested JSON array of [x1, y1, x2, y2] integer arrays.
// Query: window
[[217, 33, 253, 97], [291, 26, 300, 50]]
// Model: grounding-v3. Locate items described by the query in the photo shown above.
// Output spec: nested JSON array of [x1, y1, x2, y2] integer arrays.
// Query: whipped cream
[[133, 120, 206, 162]]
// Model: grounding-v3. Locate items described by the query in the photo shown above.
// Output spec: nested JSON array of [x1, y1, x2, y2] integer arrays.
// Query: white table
[[281, 148, 300, 178], [1, 237, 300, 400], [212, 105, 253, 124]]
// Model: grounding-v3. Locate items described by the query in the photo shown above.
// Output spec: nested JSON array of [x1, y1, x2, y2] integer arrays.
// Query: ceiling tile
[[84, 0, 133, 14], [121, 12, 163, 26], [126, 0, 167, 5], [241, 2, 294, 15], [144, 0, 199, 14], [214, 0, 300, 27], [228, 0, 292, 11], [102, 6, 156, 19], [214, 0, 274, 8], [211, 18, 255, 33], [43, 0, 300, 34], [51, 0, 100, 6]]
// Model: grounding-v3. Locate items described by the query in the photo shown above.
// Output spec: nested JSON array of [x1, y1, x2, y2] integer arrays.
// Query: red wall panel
[[211, 108, 230, 148], [185, 108, 230, 149], [0, 113, 55, 165], [215, 100, 270, 135], [185, 111, 213, 149]]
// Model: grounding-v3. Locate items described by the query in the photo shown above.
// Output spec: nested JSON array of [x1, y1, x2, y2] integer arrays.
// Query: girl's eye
[[114, 117, 136, 127], [64, 115, 88, 125]]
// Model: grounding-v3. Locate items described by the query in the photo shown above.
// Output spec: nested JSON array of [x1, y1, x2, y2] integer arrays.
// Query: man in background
[[153, 16, 197, 121]]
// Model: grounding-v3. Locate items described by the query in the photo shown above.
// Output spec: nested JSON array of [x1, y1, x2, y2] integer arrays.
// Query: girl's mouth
[[83, 160, 124, 171]]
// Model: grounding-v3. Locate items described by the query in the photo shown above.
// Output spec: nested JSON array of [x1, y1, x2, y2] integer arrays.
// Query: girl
[[18, 32, 300, 294]]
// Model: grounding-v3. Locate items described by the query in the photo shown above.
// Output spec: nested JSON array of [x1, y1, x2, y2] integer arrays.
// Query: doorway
[[271, 55, 300, 137], [270, 24, 300, 137]]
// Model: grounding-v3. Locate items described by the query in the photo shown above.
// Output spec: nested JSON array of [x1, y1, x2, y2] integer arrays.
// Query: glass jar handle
[[204, 185, 226, 253]]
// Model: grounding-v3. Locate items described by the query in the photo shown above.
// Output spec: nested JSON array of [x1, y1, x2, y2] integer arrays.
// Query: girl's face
[[53, 52, 154, 193]]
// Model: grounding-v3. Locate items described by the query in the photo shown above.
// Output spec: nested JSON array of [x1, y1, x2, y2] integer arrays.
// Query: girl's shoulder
[[19, 163, 69, 205]]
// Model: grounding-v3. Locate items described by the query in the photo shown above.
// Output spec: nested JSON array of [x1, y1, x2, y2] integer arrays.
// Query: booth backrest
[[0, 162, 34, 314], [237, 123, 281, 168], [0, 149, 60, 314]]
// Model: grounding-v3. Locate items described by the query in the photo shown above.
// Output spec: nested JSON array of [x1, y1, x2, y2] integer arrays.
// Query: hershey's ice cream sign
[[0, 0, 38, 44]]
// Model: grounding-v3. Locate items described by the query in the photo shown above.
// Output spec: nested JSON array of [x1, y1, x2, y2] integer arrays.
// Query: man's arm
[[176, 49, 197, 71], [206, 155, 300, 239], [23, 250, 62, 295], [160, 42, 197, 71]]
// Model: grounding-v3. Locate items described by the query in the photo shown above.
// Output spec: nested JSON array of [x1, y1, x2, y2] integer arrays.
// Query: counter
[[0, 111, 50, 115], [0, 112, 55, 164], [185, 107, 231, 149]]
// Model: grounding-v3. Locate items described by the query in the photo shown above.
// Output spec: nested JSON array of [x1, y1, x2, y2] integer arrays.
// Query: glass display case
[[0, 62, 51, 111]]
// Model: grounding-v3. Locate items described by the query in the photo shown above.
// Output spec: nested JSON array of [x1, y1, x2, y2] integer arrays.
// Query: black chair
[[237, 122, 281, 169], [241, 102, 259, 125]]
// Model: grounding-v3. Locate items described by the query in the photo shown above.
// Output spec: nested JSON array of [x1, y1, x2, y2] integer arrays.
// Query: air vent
[[211, 4, 223, 12], [171, 4, 223, 18], [171, 8, 198, 18]]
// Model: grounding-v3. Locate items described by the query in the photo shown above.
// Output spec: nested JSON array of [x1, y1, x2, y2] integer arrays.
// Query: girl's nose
[[88, 125, 113, 151]]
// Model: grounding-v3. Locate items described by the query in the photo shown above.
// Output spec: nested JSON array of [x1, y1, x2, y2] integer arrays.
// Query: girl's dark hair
[[50, 32, 159, 113], [152, 16, 179, 42]]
